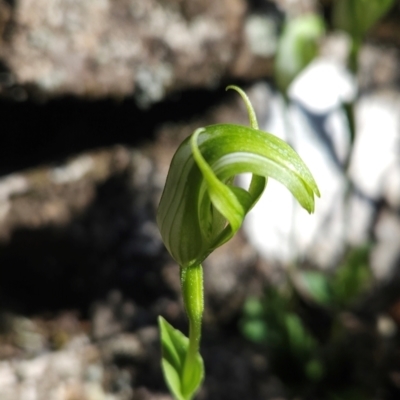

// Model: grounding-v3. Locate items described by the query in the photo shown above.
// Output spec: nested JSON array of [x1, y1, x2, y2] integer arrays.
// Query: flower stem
[[180, 264, 204, 398]]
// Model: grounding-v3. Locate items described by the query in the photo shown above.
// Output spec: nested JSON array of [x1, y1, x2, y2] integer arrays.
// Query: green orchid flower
[[157, 85, 320, 400]]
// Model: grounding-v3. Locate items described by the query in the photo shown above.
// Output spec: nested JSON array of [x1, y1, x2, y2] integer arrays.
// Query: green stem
[[180, 264, 204, 398], [348, 37, 361, 75]]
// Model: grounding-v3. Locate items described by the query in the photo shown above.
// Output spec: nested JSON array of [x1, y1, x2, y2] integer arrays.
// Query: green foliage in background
[[244, 1, 394, 398], [297, 245, 372, 309], [240, 245, 374, 397], [333, 0, 394, 42], [242, 287, 323, 383], [332, 0, 395, 72], [274, 14, 325, 97]]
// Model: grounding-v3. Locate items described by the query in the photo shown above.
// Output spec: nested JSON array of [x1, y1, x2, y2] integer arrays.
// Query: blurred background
[[0, 0, 400, 399]]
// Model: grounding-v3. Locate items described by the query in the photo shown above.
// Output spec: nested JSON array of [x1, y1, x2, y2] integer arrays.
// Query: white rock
[[349, 93, 400, 200], [289, 58, 356, 113], [384, 163, 400, 208], [242, 61, 400, 270], [371, 210, 400, 280], [0, 361, 17, 388], [242, 75, 351, 268], [0, 174, 29, 200], [51, 155, 94, 184]]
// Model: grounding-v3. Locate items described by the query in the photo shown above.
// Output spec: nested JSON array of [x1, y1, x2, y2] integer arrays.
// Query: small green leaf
[[284, 313, 316, 356], [275, 14, 325, 95], [158, 317, 204, 400], [296, 270, 332, 306], [305, 358, 325, 382], [241, 319, 269, 343], [331, 245, 372, 307], [243, 297, 265, 318], [182, 349, 204, 400]]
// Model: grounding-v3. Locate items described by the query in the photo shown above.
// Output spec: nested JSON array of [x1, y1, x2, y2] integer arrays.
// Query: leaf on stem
[[158, 317, 204, 400]]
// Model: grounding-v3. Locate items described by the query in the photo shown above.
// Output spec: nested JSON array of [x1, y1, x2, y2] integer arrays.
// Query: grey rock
[[0, 0, 249, 102], [0, 146, 132, 240], [371, 210, 400, 280], [0, 337, 108, 400], [349, 92, 400, 201], [91, 290, 143, 340], [12, 317, 47, 356], [359, 44, 400, 91], [271, 0, 318, 17], [384, 162, 400, 209], [244, 14, 278, 58], [101, 333, 144, 363]]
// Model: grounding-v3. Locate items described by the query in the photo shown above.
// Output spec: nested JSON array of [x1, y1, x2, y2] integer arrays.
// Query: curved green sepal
[[157, 124, 319, 267], [159, 316, 204, 400]]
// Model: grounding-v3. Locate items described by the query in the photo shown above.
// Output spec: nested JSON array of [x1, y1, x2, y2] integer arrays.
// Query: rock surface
[[0, 0, 276, 104]]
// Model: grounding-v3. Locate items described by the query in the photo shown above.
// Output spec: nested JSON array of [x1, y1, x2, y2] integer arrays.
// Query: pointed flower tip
[[310, 189, 320, 213], [309, 188, 320, 214]]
